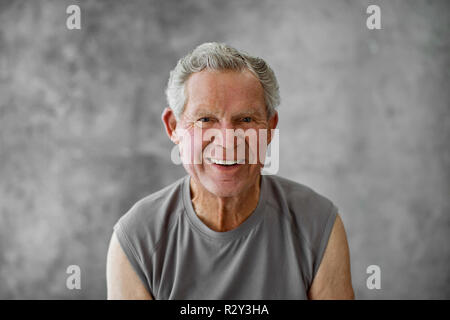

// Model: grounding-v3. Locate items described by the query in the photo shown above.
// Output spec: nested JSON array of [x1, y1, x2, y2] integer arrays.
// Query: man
[[106, 42, 354, 299]]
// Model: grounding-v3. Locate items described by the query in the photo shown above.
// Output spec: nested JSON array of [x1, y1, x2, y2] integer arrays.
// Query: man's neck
[[190, 176, 261, 232]]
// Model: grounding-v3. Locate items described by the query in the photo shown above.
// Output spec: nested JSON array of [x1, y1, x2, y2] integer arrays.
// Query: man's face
[[175, 69, 277, 198]]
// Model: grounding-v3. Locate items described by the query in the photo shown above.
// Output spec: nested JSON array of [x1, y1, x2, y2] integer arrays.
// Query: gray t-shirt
[[113, 174, 338, 299]]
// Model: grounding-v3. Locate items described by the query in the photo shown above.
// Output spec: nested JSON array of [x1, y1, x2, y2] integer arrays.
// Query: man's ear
[[161, 107, 179, 144], [267, 111, 279, 145]]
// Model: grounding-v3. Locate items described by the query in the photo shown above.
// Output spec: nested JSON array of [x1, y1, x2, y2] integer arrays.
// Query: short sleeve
[[113, 217, 153, 297], [311, 202, 338, 281]]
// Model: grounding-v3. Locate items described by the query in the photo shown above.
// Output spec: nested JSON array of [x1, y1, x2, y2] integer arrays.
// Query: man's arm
[[308, 213, 355, 299], [106, 232, 153, 300]]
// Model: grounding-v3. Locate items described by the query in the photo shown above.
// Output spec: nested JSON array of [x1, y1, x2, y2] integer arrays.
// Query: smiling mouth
[[206, 157, 245, 166]]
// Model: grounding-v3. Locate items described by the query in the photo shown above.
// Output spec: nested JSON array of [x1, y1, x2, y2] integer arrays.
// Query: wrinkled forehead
[[183, 69, 266, 118]]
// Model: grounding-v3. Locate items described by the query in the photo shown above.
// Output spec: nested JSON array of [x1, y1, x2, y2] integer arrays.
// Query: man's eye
[[242, 117, 252, 123], [199, 117, 210, 122]]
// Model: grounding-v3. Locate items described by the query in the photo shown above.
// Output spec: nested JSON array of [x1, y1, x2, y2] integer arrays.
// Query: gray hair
[[165, 42, 280, 119]]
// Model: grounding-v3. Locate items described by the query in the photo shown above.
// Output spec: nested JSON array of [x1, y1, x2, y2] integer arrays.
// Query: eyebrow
[[232, 109, 265, 118], [190, 109, 217, 118]]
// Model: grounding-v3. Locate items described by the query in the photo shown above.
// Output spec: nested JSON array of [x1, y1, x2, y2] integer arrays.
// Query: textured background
[[0, 0, 449, 299]]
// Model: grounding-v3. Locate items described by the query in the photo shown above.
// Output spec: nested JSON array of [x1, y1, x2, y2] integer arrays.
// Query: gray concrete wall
[[0, 0, 448, 299]]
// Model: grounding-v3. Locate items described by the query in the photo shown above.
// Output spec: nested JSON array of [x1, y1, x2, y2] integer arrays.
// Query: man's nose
[[211, 124, 240, 150]]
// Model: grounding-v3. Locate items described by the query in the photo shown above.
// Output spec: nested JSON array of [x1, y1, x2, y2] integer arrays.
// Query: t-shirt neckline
[[182, 175, 267, 241]]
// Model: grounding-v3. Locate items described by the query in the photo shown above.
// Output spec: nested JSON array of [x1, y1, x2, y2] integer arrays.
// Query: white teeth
[[207, 158, 244, 165]]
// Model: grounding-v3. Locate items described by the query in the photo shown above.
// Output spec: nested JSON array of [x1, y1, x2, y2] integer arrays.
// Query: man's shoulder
[[131, 176, 186, 216], [264, 174, 338, 247], [113, 176, 187, 251], [264, 174, 335, 210]]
